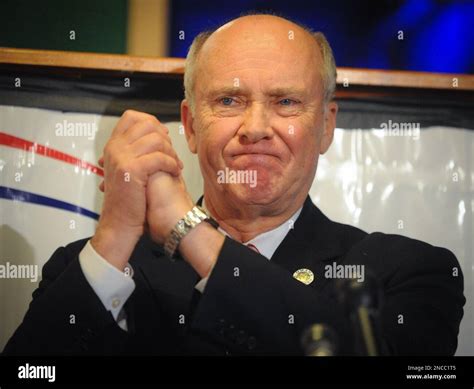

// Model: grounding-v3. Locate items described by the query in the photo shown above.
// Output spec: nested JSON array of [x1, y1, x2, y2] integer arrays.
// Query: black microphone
[[300, 324, 338, 356], [336, 272, 385, 356]]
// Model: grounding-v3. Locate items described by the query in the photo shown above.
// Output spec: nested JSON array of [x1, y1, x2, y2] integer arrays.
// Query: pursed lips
[[231, 151, 280, 160]]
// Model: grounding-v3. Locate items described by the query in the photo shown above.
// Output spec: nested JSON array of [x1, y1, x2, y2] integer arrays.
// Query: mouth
[[232, 152, 280, 160], [228, 153, 282, 169]]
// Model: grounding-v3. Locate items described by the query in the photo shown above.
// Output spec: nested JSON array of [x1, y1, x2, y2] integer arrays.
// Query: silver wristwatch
[[164, 205, 218, 259]]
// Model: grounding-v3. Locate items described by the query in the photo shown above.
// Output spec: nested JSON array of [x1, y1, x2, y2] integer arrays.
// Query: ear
[[320, 101, 338, 154], [181, 99, 197, 154]]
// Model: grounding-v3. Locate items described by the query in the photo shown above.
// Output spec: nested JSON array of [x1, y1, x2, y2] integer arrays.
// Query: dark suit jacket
[[3, 197, 465, 355]]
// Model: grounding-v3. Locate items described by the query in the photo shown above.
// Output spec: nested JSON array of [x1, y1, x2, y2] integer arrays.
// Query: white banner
[[1, 105, 472, 355]]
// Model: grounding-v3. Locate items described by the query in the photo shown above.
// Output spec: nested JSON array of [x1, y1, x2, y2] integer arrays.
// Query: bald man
[[4, 14, 464, 356]]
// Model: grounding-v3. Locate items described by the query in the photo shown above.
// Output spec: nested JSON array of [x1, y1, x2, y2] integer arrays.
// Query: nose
[[237, 102, 274, 144]]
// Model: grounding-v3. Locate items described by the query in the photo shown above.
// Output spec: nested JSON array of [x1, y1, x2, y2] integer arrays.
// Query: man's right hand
[[91, 110, 183, 271]]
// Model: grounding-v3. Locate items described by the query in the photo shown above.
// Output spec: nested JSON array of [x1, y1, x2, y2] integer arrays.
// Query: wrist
[[91, 225, 141, 271], [148, 199, 194, 244], [179, 222, 225, 277]]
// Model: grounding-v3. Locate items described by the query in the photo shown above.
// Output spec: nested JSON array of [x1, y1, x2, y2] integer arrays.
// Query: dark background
[[1, 0, 473, 74]]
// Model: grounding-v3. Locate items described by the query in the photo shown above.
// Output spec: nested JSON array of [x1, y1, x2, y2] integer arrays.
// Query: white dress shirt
[[79, 204, 303, 330]]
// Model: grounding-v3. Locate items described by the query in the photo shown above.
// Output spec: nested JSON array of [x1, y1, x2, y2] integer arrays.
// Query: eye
[[279, 98, 297, 106], [220, 97, 235, 106]]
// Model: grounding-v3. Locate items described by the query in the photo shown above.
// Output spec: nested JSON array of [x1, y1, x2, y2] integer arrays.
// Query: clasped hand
[[96, 110, 194, 258]]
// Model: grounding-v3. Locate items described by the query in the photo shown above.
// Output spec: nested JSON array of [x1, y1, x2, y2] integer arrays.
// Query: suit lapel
[[271, 196, 345, 292]]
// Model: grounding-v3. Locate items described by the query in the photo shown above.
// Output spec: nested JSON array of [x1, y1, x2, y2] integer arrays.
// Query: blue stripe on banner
[[0, 186, 99, 220]]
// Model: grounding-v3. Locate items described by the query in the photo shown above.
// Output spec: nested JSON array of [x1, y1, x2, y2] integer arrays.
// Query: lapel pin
[[293, 268, 315, 285]]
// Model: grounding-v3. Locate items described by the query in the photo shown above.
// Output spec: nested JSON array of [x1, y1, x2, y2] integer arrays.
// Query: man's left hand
[[146, 171, 194, 245]]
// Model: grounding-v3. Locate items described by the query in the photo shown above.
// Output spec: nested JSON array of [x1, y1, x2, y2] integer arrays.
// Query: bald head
[[184, 14, 337, 113], [206, 14, 319, 56]]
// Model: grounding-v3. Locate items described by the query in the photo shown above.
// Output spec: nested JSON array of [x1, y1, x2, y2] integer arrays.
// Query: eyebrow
[[206, 87, 245, 99], [267, 87, 307, 97], [206, 86, 307, 99]]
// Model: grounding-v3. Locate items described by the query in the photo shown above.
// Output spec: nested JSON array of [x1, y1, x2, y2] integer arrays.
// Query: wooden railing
[[1, 47, 473, 94]]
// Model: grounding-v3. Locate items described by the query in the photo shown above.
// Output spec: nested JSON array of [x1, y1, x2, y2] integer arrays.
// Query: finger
[[123, 119, 171, 145], [99, 181, 105, 192], [98, 156, 104, 167], [112, 110, 164, 139], [130, 132, 179, 161], [138, 151, 182, 177]]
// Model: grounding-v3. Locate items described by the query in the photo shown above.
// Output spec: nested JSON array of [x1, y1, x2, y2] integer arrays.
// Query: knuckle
[[143, 118, 159, 130], [148, 133, 166, 151], [159, 124, 168, 133], [145, 113, 160, 124], [151, 133, 166, 149], [122, 109, 136, 119], [149, 131, 162, 142]]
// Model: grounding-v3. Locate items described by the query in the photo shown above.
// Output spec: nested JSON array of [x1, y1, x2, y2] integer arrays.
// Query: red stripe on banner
[[0, 132, 104, 177]]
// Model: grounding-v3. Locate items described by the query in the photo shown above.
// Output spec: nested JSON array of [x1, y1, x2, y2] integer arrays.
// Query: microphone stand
[[300, 324, 338, 356], [336, 273, 386, 356]]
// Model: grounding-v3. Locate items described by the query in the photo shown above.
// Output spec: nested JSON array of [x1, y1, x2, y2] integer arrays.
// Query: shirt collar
[[202, 198, 303, 260]]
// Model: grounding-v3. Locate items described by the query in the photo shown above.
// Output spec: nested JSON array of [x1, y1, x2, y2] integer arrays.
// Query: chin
[[228, 181, 281, 206]]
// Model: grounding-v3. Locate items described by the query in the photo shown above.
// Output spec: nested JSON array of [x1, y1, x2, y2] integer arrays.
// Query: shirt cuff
[[79, 240, 135, 321], [194, 259, 218, 293]]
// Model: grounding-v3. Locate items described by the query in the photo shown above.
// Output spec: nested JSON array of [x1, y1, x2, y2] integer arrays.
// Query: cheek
[[195, 115, 240, 167], [277, 119, 320, 162]]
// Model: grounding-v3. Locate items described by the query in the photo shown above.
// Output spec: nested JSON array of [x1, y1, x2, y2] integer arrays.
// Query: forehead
[[195, 17, 323, 95]]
